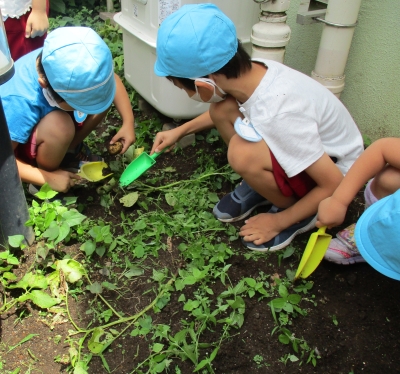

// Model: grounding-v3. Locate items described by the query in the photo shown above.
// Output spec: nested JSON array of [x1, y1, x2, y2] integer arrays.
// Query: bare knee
[[227, 135, 254, 174], [372, 165, 400, 199], [36, 111, 75, 146], [36, 111, 75, 170]]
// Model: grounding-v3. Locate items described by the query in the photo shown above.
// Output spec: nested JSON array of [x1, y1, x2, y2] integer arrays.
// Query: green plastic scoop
[[295, 226, 331, 280], [119, 151, 163, 186]]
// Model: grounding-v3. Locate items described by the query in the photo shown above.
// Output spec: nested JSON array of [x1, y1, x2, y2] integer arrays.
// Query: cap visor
[[355, 196, 400, 280]]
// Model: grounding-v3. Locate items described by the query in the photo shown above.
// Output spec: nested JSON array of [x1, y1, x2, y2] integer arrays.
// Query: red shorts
[[270, 151, 316, 199], [4, 0, 50, 61]]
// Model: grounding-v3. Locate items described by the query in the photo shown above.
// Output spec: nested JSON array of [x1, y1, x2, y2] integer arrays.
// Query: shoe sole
[[324, 255, 366, 265], [215, 200, 271, 223], [246, 216, 317, 252]]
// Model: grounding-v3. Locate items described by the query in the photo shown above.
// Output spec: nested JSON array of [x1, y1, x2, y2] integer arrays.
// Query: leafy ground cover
[[1, 3, 400, 374]]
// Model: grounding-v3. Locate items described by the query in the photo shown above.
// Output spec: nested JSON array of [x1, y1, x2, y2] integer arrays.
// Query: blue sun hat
[[355, 189, 400, 280], [154, 3, 238, 78], [42, 27, 116, 114]]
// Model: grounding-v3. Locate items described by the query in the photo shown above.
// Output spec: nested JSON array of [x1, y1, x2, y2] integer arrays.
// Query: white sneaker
[[324, 238, 366, 265]]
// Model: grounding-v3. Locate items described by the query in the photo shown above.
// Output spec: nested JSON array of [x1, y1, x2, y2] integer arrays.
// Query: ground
[[1, 110, 400, 374]]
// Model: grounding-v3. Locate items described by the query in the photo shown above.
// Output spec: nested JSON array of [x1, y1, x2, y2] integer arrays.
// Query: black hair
[[36, 52, 64, 103], [167, 39, 252, 91]]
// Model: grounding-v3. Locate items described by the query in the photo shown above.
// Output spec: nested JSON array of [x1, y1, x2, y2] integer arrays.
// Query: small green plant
[[253, 354, 270, 368]]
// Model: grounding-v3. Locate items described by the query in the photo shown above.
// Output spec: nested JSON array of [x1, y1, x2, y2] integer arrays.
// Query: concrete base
[[99, 12, 117, 26]]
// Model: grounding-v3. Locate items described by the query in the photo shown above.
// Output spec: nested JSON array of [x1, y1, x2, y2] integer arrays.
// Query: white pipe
[[312, 0, 362, 97], [251, 0, 291, 63]]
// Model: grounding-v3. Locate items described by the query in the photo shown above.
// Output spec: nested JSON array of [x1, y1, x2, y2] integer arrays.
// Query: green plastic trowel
[[295, 226, 331, 280], [119, 151, 163, 187]]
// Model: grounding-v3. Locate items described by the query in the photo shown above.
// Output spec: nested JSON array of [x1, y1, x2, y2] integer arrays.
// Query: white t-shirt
[[239, 59, 364, 178], [0, 0, 32, 20]]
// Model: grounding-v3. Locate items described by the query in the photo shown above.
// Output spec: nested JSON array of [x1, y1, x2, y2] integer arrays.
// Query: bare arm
[[110, 74, 136, 153], [276, 153, 344, 229], [317, 137, 400, 228], [26, 0, 49, 38], [12, 141, 80, 192], [150, 111, 214, 154]]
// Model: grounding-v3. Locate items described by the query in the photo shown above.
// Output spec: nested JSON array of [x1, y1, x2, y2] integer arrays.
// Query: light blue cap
[[42, 27, 116, 115], [355, 189, 400, 280], [154, 3, 238, 78]]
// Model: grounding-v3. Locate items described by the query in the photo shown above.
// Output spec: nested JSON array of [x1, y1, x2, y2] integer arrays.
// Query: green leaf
[[96, 246, 106, 257], [278, 284, 289, 298], [102, 281, 118, 290], [227, 296, 245, 309], [282, 246, 295, 258], [165, 193, 177, 206], [152, 343, 164, 353], [271, 298, 286, 309], [55, 222, 71, 244], [61, 210, 86, 227], [279, 334, 290, 344], [20, 290, 59, 308], [152, 269, 166, 282], [8, 235, 25, 248], [88, 328, 107, 354], [208, 192, 219, 203], [119, 192, 139, 207], [244, 277, 256, 287], [287, 294, 302, 305], [10, 273, 48, 290], [55, 259, 86, 283], [43, 225, 60, 241], [3, 272, 17, 281], [73, 361, 89, 374], [87, 282, 103, 294], [134, 245, 145, 258], [124, 265, 144, 278], [34, 183, 58, 200], [80, 240, 96, 256]]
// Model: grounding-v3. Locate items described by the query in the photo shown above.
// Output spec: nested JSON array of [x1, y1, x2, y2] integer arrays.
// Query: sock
[[364, 179, 378, 209]]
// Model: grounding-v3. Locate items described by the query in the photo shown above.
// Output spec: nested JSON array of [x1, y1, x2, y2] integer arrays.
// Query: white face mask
[[190, 78, 226, 103], [42, 88, 62, 109]]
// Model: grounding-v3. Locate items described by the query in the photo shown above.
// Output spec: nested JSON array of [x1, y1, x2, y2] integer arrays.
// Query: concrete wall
[[283, 0, 400, 141]]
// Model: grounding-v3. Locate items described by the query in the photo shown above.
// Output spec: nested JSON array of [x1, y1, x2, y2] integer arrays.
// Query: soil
[[1, 111, 400, 374]]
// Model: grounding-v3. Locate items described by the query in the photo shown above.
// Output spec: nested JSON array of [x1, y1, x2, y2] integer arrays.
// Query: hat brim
[[154, 59, 168, 77], [355, 195, 400, 280]]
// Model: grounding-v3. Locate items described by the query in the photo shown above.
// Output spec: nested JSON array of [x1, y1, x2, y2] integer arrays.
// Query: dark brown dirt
[[1, 118, 400, 374]]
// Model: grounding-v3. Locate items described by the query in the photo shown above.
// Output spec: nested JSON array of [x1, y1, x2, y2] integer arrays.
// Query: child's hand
[[150, 129, 180, 155], [25, 9, 49, 38], [43, 170, 81, 193], [316, 196, 348, 229], [239, 212, 284, 245], [110, 126, 136, 154]]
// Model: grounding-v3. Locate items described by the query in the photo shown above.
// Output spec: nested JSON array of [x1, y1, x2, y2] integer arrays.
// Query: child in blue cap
[[0, 26, 135, 193], [151, 4, 364, 252], [317, 137, 400, 266]]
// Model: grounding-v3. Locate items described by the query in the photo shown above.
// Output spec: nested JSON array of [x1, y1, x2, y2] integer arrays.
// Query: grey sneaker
[[213, 180, 270, 222]]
